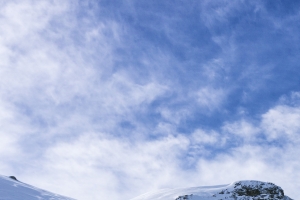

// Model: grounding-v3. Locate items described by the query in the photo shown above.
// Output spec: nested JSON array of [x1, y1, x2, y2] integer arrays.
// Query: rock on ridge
[[132, 180, 294, 200], [176, 180, 293, 200], [0, 175, 75, 200], [215, 180, 286, 200]]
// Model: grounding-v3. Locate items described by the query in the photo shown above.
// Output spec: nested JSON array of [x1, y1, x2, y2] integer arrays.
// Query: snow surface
[[0, 175, 294, 200], [0, 175, 74, 200], [131, 180, 294, 200]]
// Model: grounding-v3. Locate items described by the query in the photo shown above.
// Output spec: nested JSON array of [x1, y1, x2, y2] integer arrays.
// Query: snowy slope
[[0, 175, 294, 200], [0, 175, 74, 200], [131, 180, 294, 200]]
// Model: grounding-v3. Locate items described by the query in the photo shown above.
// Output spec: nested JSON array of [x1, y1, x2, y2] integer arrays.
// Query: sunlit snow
[[0, 175, 74, 200], [131, 180, 293, 200]]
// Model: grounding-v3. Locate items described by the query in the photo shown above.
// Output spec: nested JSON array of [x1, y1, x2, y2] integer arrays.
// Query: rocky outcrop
[[9, 176, 18, 181], [132, 180, 293, 200], [219, 181, 285, 200], [175, 194, 193, 200], [174, 181, 293, 200]]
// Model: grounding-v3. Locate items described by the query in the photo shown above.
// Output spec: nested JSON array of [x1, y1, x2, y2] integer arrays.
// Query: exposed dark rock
[[230, 181, 284, 199], [175, 194, 193, 200], [215, 181, 285, 200], [172, 181, 291, 200], [9, 176, 18, 181]]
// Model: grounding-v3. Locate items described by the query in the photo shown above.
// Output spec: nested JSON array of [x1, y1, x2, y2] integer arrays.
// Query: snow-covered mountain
[[0, 175, 294, 200], [0, 175, 74, 200], [131, 180, 294, 200]]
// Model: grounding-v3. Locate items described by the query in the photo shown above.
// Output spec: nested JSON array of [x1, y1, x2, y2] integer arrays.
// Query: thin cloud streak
[[0, 1, 300, 200]]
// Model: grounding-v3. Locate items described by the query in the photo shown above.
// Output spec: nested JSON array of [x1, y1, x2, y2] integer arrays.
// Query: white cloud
[[0, 0, 68, 45], [3, 91, 300, 200], [261, 105, 300, 141], [221, 94, 300, 144], [196, 87, 227, 111], [0, 1, 300, 200], [193, 144, 300, 199], [102, 71, 167, 114], [0, 0, 90, 104], [0, 1, 170, 198], [192, 129, 220, 145], [0, 99, 30, 158], [0, 99, 31, 175], [158, 107, 190, 125], [22, 133, 190, 200], [222, 119, 260, 141], [0, 0, 167, 132]]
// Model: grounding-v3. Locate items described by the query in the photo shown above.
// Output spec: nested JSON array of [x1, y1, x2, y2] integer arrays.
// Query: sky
[[0, 0, 300, 199]]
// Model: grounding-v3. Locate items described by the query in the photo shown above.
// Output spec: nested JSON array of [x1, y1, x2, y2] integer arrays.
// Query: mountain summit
[[0, 175, 74, 200], [131, 180, 294, 200]]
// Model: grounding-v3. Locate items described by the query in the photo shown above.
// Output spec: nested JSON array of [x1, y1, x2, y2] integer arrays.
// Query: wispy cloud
[[1, 0, 300, 200]]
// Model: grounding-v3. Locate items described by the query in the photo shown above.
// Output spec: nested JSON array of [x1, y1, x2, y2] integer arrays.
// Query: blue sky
[[0, 0, 300, 199]]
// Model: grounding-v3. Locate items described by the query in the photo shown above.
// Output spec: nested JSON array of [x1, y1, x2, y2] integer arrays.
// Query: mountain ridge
[[131, 180, 294, 200], [0, 175, 294, 200], [0, 175, 74, 200]]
